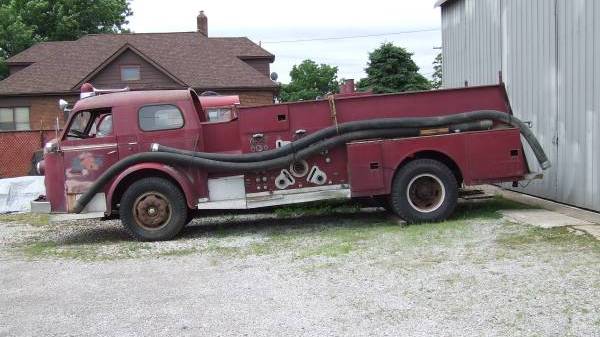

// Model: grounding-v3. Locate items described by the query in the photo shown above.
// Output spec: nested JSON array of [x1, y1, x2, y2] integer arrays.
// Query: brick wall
[[217, 90, 274, 106], [0, 94, 75, 177]]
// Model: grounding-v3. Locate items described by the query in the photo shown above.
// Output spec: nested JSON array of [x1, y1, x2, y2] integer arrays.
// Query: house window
[[139, 104, 184, 131], [0, 107, 30, 131], [121, 65, 140, 81]]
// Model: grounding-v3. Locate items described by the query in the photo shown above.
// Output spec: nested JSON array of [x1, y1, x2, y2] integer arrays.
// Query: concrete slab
[[482, 185, 600, 224], [500, 209, 592, 229], [572, 224, 600, 240]]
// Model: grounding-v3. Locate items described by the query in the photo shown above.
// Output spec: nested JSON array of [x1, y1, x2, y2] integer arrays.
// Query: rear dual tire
[[389, 159, 458, 223]]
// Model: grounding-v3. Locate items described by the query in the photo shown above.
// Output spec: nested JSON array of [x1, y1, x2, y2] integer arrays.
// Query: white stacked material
[[0, 176, 45, 213]]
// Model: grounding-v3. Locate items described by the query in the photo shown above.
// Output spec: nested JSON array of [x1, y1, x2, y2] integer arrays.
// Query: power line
[[261, 28, 440, 44]]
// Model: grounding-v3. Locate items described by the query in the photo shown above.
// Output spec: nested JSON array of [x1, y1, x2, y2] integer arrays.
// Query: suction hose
[[151, 110, 549, 169], [154, 120, 494, 162]]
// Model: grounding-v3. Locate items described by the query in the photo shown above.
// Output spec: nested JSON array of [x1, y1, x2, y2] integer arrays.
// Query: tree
[[279, 59, 339, 102], [431, 52, 443, 89], [358, 42, 431, 93], [0, 0, 133, 79]]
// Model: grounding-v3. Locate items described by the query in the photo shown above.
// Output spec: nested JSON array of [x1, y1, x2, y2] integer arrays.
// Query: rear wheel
[[390, 159, 458, 223], [120, 177, 188, 241]]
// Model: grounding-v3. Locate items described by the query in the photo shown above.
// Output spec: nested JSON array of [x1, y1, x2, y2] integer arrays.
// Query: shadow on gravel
[[55, 224, 132, 245], [181, 210, 390, 238]]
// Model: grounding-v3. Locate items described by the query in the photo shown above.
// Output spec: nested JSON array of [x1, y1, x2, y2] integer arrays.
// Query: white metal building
[[437, 0, 599, 212]]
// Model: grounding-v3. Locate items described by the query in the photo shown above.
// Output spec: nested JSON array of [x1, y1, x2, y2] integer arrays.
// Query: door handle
[[127, 142, 138, 145], [107, 150, 117, 155]]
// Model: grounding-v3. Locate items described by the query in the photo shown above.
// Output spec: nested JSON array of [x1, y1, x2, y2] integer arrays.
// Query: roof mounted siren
[[80, 82, 130, 99]]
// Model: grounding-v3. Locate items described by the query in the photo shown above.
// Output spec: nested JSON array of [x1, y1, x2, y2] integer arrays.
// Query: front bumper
[[30, 197, 51, 214]]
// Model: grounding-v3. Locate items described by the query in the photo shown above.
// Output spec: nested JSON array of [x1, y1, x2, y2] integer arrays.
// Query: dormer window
[[120, 65, 140, 81]]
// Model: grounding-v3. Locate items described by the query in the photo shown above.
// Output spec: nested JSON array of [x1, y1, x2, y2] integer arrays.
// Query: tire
[[389, 159, 458, 223], [120, 177, 188, 241]]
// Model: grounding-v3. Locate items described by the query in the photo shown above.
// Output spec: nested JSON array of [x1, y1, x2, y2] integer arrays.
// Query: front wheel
[[389, 159, 458, 223], [120, 177, 188, 241]]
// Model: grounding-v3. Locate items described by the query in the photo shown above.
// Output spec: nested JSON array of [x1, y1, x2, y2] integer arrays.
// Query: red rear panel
[[347, 128, 528, 197]]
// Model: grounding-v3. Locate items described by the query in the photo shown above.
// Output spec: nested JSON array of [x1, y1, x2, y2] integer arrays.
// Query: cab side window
[[206, 107, 232, 122], [96, 115, 113, 137], [139, 104, 184, 131]]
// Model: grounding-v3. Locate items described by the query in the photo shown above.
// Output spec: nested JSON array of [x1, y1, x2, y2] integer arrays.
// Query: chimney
[[197, 11, 208, 36], [339, 79, 355, 94]]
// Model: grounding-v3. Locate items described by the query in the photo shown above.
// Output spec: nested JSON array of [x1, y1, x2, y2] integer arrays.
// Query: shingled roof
[[0, 32, 276, 95]]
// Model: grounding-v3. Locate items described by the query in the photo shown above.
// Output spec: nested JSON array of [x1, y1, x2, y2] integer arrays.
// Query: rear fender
[[106, 163, 198, 213]]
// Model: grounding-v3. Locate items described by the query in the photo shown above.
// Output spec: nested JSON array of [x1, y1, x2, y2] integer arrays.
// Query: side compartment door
[[347, 141, 385, 196]]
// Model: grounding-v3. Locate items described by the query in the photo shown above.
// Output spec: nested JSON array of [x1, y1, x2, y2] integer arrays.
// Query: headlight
[[36, 160, 45, 175]]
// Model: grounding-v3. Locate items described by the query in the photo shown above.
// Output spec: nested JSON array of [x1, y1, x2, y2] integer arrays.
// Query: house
[[0, 11, 277, 177], [437, 0, 599, 212]]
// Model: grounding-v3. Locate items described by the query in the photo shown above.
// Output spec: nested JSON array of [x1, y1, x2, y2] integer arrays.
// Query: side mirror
[[58, 99, 70, 112]]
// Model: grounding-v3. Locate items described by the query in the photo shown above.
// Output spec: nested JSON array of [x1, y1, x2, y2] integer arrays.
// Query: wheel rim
[[406, 173, 446, 213], [133, 192, 172, 230]]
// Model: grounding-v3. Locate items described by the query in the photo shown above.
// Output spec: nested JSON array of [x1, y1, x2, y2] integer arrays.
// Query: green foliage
[[431, 52, 443, 89], [279, 59, 339, 102], [358, 42, 431, 93], [0, 0, 132, 79]]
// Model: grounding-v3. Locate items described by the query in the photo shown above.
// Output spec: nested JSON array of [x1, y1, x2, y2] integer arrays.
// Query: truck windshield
[[67, 111, 92, 139], [65, 109, 112, 140]]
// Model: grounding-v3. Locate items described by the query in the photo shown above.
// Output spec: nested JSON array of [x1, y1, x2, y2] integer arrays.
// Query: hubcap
[[133, 192, 171, 230], [406, 174, 446, 213]]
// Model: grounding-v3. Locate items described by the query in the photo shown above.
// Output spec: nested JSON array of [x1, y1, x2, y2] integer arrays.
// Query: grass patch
[[496, 225, 600, 251], [19, 238, 155, 261], [22, 241, 101, 260], [0, 212, 49, 226], [452, 196, 535, 220]]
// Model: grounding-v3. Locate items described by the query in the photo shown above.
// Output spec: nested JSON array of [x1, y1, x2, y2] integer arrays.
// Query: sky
[[128, 0, 441, 84]]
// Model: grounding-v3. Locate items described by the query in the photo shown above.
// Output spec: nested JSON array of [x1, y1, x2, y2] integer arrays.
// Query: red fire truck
[[35, 83, 549, 241]]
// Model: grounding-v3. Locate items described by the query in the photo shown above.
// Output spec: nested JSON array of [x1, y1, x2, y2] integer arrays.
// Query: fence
[[0, 130, 56, 178]]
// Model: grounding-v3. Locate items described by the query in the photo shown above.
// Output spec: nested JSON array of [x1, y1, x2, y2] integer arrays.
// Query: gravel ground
[[0, 198, 599, 337]]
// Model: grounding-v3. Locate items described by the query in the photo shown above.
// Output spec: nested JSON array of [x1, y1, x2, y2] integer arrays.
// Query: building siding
[[242, 59, 271, 77], [90, 50, 181, 90], [556, 0, 600, 210], [441, 0, 502, 88], [441, 0, 600, 212]]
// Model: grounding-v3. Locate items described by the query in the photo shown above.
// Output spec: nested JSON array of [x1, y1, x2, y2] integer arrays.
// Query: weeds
[[0, 212, 49, 226]]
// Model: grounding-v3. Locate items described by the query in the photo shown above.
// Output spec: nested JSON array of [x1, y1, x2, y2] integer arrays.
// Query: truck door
[[61, 109, 119, 212]]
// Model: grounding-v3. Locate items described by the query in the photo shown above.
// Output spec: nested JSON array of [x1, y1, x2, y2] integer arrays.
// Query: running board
[[197, 184, 351, 210]]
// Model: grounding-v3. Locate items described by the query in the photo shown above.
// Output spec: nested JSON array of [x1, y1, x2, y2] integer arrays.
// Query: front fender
[[106, 163, 198, 213]]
